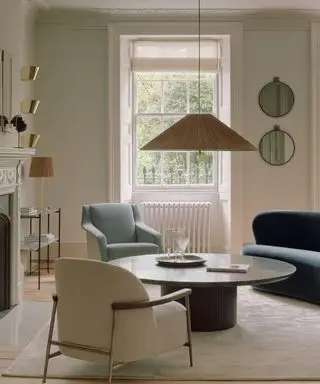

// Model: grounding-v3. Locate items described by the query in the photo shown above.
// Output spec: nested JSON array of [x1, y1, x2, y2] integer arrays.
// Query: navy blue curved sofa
[[241, 211, 320, 304]]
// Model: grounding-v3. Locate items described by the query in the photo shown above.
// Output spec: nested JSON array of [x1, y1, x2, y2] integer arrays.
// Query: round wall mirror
[[258, 77, 295, 117], [259, 126, 295, 166]]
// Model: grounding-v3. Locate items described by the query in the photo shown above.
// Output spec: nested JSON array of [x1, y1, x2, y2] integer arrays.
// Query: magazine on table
[[206, 264, 250, 273]]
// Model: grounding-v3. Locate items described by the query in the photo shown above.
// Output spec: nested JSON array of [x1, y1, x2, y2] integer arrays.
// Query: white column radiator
[[140, 201, 213, 253]]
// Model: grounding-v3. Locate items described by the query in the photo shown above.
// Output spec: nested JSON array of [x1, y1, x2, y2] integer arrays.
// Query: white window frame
[[107, 22, 244, 254], [131, 42, 220, 192]]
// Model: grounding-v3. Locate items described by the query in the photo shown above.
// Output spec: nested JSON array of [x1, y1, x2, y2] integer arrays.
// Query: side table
[[21, 208, 61, 289]]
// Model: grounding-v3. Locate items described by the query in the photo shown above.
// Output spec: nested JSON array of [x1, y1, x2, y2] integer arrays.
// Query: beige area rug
[[4, 287, 320, 381]]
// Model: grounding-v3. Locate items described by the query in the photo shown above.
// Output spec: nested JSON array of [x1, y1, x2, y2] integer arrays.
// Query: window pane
[[136, 78, 161, 113], [137, 152, 161, 185], [134, 70, 218, 187], [187, 73, 213, 80], [190, 151, 214, 184], [189, 77, 214, 113], [163, 80, 187, 113], [162, 115, 184, 131], [137, 72, 162, 81], [136, 116, 161, 147], [162, 72, 186, 80], [163, 152, 187, 184]]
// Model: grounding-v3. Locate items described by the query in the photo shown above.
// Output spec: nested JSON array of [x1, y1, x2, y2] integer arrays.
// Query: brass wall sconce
[[21, 133, 40, 149], [21, 65, 40, 81], [0, 49, 40, 147], [21, 99, 40, 114]]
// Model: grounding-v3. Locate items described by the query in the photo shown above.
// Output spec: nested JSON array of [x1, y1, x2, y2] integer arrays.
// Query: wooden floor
[[23, 273, 55, 302], [0, 273, 318, 384]]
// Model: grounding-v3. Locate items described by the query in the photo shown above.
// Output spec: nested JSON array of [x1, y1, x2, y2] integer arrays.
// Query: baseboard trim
[[22, 243, 88, 261], [50, 243, 88, 259]]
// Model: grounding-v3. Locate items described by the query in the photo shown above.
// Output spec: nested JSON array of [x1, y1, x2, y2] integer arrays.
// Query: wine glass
[[175, 228, 189, 260], [166, 228, 189, 262]]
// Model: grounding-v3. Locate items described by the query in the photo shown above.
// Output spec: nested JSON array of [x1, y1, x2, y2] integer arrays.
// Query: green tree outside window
[[135, 72, 218, 186]]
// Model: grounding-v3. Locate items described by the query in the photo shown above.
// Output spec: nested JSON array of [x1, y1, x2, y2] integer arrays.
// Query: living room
[[0, 0, 319, 382]]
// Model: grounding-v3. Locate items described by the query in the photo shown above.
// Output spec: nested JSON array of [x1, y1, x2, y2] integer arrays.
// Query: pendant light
[[140, 0, 256, 152]]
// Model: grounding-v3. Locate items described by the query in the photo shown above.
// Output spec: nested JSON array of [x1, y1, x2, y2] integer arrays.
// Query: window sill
[[133, 186, 219, 194]]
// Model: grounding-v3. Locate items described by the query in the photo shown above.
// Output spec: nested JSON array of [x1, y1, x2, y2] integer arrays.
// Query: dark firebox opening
[[0, 207, 10, 311]]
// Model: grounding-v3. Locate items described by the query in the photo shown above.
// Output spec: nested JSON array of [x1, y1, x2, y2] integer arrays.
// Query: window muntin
[[134, 71, 218, 187], [131, 39, 219, 188]]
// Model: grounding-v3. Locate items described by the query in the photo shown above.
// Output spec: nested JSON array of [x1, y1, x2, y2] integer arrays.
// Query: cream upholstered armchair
[[82, 203, 163, 261], [42, 258, 193, 383]]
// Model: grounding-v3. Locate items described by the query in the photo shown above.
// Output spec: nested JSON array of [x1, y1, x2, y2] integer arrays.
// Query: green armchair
[[82, 203, 163, 261]]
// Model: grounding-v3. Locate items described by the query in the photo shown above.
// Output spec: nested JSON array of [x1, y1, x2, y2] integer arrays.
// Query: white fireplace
[[0, 146, 35, 306]]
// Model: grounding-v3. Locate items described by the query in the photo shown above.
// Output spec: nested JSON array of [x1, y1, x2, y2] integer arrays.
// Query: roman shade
[[131, 40, 220, 72]]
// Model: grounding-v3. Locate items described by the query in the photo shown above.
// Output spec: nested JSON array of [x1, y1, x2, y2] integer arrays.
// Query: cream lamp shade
[[29, 157, 54, 178], [140, 114, 257, 151]]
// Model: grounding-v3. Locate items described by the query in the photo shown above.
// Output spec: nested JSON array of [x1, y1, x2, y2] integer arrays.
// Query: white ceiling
[[42, 0, 320, 11]]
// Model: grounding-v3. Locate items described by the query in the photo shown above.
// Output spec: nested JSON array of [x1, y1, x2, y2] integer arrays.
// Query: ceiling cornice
[[36, 8, 320, 27], [22, 0, 40, 22]]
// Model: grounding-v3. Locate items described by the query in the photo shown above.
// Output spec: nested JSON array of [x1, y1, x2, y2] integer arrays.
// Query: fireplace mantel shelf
[[0, 147, 35, 160]]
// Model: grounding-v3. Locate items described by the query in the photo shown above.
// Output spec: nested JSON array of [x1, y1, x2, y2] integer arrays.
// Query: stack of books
[[21, 233, 56, 250], [23, 233, 55, 244], [21, 207, 38, 216]]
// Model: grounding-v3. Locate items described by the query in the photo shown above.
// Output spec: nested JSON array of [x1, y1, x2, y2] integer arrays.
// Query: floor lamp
[[29, 157, 54, 210]]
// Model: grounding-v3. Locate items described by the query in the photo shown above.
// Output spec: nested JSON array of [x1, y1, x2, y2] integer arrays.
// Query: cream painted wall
[[0, 0, 22, 147], [242, 30, 311, 243], [20, 2, 37, 208], [35, 25, 109, 243], [0, 0, 37, 206], [34, 17, 312, 248]]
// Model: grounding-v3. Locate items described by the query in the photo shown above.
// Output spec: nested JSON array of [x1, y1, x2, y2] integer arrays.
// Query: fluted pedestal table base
[[161, 285, 237, 332]]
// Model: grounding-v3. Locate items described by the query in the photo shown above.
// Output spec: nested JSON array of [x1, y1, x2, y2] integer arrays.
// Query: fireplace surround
[[0, 146, 35, 307], [0, 210, 10, 310]]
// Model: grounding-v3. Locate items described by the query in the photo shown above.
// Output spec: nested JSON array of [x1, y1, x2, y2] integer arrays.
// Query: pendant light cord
[[198, 0, 201, 115], [197, 0, 202, 155]]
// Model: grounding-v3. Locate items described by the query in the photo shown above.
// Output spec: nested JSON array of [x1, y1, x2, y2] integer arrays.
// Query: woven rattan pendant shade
[[141, 114, 256, 151], [140, 0, 256, 153]]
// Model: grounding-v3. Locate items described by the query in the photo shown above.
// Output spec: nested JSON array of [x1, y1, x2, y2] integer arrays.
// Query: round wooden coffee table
[[108, 253, 296, 332]]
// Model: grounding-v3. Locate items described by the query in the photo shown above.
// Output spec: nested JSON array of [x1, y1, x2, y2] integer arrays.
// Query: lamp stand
[[40, 177, 44, 210]]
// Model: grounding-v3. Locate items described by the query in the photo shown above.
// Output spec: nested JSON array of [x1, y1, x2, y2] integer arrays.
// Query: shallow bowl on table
[[156, 254, 206, 268]]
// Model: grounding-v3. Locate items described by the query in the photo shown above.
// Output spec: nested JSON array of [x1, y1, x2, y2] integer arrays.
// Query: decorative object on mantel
[[259, 125, 295, 166], [29, 157, 54, 210], [140, 0, 256, 152], [0, 48, 40, 147], [259, 77, 295, 118], [11, 115, 27, 148]]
